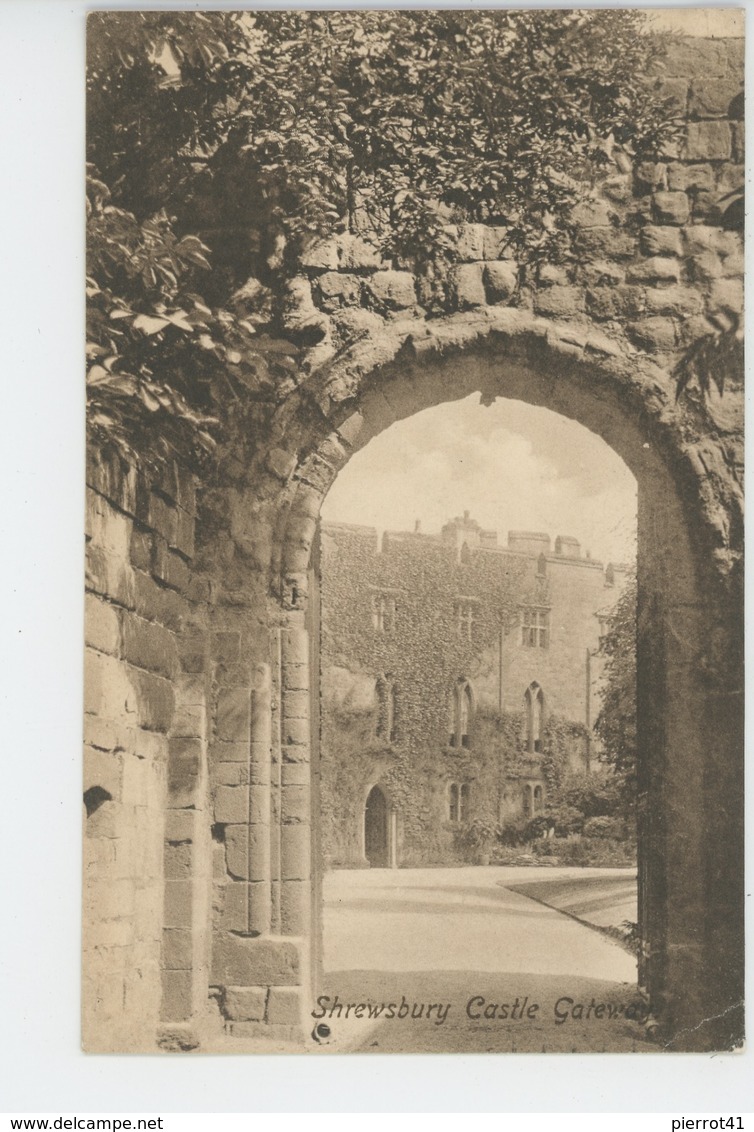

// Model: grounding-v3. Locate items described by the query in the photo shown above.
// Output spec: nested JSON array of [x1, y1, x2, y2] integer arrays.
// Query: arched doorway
[[364, 785, 389, 868]]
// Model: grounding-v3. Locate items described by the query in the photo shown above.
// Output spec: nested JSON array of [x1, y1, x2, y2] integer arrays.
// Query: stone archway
[[262, 317, 742, 1051]]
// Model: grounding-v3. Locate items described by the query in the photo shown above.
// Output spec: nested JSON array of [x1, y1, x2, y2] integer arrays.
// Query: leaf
[[133, 314, 170, 335]]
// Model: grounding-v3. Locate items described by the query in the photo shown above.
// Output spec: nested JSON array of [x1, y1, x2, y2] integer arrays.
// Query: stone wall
[[318, 515, 626, 865], [83, 34, 744, 1051]]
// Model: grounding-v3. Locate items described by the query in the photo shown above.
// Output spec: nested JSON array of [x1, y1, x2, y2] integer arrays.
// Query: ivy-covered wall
[[319, 514, 622, 866]]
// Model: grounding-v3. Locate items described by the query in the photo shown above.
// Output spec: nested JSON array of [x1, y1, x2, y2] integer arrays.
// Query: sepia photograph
[[83, 7, 744, 1056]]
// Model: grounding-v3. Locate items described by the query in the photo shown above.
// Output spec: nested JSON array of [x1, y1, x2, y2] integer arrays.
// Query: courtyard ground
[[319, 865, 652, 1053]]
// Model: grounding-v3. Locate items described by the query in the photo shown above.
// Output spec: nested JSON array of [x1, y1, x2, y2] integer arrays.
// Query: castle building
[[317, 512, 629, 868]]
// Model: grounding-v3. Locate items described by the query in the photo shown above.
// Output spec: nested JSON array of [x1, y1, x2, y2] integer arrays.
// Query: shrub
[[582, 815, 627, 840]]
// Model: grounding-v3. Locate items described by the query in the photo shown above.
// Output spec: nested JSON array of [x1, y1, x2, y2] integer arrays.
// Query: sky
[[322, 395, 638, 565]]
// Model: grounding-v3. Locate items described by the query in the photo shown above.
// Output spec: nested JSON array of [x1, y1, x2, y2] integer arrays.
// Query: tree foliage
[[87, 11, 678, 469], [594, 574, 638, 808]]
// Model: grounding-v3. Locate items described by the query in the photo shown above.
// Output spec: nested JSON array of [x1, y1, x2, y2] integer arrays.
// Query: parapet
[[508, 531, 551, 556]]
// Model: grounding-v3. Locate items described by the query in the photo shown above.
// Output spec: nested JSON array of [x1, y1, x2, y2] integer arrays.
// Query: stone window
[[522, 682, 545, 753], [376, 676, 398, 743], [533, 784, 544, 813], [448, 679, 474, 748], [448, 782, 470, 823], [455, 599, 476, 640], [521, 606, 549, 648], [372, 593, 396, 633]]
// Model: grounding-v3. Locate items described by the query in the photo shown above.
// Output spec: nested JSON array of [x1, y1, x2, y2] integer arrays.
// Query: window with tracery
[[521, 607, 549, 648], [455, 600, 476, 641], [522, 682, 545, 754], [448, 679, 474, 748], [448, 782, 470, 822], [372, 593, 396, 633]]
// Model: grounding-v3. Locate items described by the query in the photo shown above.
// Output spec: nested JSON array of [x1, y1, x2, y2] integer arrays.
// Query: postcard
[[83, 8, 744, 1054]]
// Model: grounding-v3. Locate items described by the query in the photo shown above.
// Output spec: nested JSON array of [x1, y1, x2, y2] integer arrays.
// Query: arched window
[[448, 782, 470, 823], [448, 679, 474, 748], [523, 682, 545, 753], [523, 783, 533, 818], [533, 784, 543, 813], [376, 676, 397, 742]]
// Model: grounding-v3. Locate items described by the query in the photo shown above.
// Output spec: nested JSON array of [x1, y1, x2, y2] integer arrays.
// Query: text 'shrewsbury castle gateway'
[[318, 513, 628, 868]]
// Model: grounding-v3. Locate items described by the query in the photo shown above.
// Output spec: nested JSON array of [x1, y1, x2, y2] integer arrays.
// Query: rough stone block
[[266, 447, 297, 483], [571, 199, 612, 227], [211, 935, 300, 986], [280, 880, 309, 936], [219, 881, 248, 929], [586, 285, 646, 321], [84, 746, 123, 801], [576, 228, 636, 260], [161, 970, 192, 1022], [210, 740, 248, 764], [215, 762, 247, 786], [652, 191, 690, 226], [281, 784, 309, 824], [223, 986, 267, 1022], [121, 753, 151, 807], [164, 809, 195, 843], [282, 662, 308, 692], [216, 686, 251, 742], [86, 544, 136, 610], [281, 763, 309, 787], [450, 262, 486, 308], [483, 261, 517, 303], [684, 121, 732, 162], [689, 251, 723, 284], [302, 234, 383, 272], [645, 285, 704, 318], [482, 226, 513, 261], [164, 879, 193, 928], [225, 825, 249, 879], [600, 174, 632, 203], [85, 595, 120, 657], [87, 451, 139, 516], [170, 700, 206, 740], [626, 257, 680, 284], [281, 823, 311, 881], [634, 162, 668, 192], [689, 80, 742, 120], [627, 317, 678, 352], [266, 987, 301, 1026], [170, 508, 195, 560], [533, 286, 584, 318], [661, 37, 731, 80], [366, 270, 417, 311], [121, 613, 177, 679], [579, 260, 624, 287], [653, 77, 689, 114], [162, 927, 193, 970], [249, 784, 271, 825], [314, 272, 361, 311], [125, 666, 174, 732], [164, 841, 192, 880], [640, 226, 682, 257], [167, 737, 203, 804], [708, 278, 743, 317], [84, 648, 130, 720], [666, 163, 715, 194], [214, 785, 249, 825], [282, 690, 309, 721], [281, 717, 309, 746], [451, 223, 486, 261]]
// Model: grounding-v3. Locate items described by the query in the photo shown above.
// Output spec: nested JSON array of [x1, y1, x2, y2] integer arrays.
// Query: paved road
[[319, 867, 651, 1052]]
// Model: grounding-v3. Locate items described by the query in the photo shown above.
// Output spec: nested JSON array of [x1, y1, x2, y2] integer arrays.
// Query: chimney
[[414, 519, 421, 534]]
